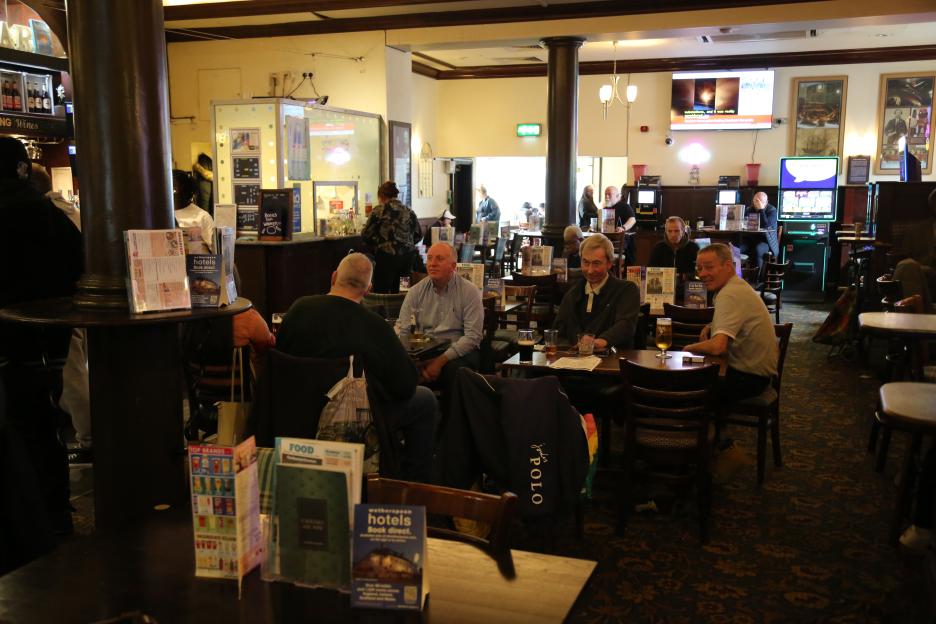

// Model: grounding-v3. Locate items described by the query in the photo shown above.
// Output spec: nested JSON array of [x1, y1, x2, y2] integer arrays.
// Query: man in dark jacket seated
[[275, 253, 439, 482], [648, 216, 700, 281], [553, 233, 640, 350]]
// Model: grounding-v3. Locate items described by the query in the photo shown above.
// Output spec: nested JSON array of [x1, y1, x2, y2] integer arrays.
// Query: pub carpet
[[549, 302, 929, 623], [64, 302, 929, 622]]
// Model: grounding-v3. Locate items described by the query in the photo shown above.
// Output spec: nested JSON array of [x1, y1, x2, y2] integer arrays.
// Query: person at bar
[[685, 243, 778, 400], [275, 253, 438, 482], [553, 233, 639, 350], [648, 216, 700, 280], [172, 169, 215, 254], [362, 180, 422, 294], [739, 191, 779, 272], [578, 185, 598, 229], [397, 242, 483, 413], [423, 208, 456, 246]]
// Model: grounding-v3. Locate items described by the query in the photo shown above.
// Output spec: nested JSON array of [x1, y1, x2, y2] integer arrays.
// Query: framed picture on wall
[[875, 72, 935, 175], [789, 76, 848, 157], [389, 121, 412, 208]]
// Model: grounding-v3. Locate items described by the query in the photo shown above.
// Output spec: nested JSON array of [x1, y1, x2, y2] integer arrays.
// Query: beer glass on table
[[543, 329, 559, 360], [518, 329, 535, 363], [655, 318, 673, 359], [578, 332, 595, 356]]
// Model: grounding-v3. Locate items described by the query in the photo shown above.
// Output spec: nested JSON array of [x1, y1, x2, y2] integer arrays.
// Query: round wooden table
[[858, 312, 936, 338]]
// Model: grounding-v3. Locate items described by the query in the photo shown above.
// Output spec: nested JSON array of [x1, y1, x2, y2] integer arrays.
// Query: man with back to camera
[[578, 185, 598, 229], [275, 253, 439, 483], [740, 191, 780, 272], [554, 233, 640, 350], [648, 216, 700, 280], [397, 242, 483, 413], [476, 184, 500, 223], [0, 136, 82, 544], [685, 243, 778, 401]]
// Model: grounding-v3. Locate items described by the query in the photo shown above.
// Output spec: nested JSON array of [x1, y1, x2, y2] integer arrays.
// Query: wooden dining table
[[500, 348, 719, 377], [858, 312, 936, 339], [0, 508, 596, 624]]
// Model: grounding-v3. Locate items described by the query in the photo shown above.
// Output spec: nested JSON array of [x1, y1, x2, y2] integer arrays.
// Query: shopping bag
[[216, 347, 251, 446], [316, 356, 380, 472], [812, 286, 857, 346]]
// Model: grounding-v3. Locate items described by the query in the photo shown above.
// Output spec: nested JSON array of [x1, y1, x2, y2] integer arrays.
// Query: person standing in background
[[192, 153, 214, 217], [578, 185, 598, 229], [477, 184, 500, 223], [362, 180, 422, 293], [29, 164, 92, 467]]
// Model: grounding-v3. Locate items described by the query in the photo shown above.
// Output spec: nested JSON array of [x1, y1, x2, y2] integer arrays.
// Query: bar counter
[[235, 233, 364, 322]]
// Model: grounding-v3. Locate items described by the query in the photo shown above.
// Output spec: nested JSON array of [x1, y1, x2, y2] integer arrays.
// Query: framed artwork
[[29, 19, 53, 56], [789, 76, 847, 157], [875, 72, 935, 175], [389, 120, 412, 208]]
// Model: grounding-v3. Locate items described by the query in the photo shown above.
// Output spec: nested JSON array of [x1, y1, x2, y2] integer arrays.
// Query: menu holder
[[258, 189, 294, 242], [124, 229, 191, 314]]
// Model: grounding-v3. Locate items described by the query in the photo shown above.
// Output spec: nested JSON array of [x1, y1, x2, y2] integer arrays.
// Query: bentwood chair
[[605, 230, 627, 277], [485, 237, 508, 278], [510, 271, 559, 329], [618, 359, 720, 543], [759, 260, 791, 323], [722, 323, 794, 486], [662, 303, 715, 350], [367, 475, 518, 576]]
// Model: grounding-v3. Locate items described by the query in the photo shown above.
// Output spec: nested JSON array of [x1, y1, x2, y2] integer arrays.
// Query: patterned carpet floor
[[548, 302, 928, 623]]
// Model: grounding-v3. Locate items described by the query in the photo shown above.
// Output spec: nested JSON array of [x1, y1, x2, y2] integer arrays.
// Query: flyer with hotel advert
[[351, 504, 428, 611], [189, 438, 262, 591]]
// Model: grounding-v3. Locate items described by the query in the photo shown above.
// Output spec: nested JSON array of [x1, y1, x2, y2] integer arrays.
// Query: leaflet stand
[[635, 175, 662, 226]]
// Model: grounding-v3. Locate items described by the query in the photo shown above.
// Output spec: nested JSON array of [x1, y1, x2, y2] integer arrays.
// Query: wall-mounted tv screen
[[670, 70, 775, 130], [637, 189, 656, 204]]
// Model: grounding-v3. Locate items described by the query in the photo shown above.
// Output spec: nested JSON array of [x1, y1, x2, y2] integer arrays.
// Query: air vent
[[698, 30, 815, 44]]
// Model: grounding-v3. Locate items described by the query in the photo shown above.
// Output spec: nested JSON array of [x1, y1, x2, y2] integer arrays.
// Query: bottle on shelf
[[42, 88, 51, 113], [2, 81, 10, 111], [12, 83, 21, 111], [27, 86, 35, 112]]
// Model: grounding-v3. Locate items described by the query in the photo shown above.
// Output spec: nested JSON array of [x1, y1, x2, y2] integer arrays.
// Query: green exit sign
[[516, 123, 542, 137]]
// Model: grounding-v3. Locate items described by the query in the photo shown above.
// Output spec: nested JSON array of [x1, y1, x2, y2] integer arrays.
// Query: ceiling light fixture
[[599, 42, 638, 155]]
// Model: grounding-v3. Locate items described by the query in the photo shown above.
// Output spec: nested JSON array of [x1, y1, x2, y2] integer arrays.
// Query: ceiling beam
[[164, 0, 477, 21], [164, 0, 817, 41], [421, 43, 936, 79]]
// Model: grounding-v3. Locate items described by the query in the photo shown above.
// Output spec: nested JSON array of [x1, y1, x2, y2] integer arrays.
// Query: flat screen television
[[670, 70, 774, 131], [636, 189, 656, 204], [718, 189, 740, 204], [778, 156, 839, 221], [900, 143, 923, 182]]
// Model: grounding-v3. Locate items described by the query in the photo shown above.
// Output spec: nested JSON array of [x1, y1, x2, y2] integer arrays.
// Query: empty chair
[[510, 271, 559, 329], [367, 475, 518, 575], [759, 260, 790, 323], [876, 274, 903, 312], [458, 243, 476, 263], [362, 291, 407, 320], [485, 237, 508, 278], [618, 358, 720, 542], [605, 230, 627, 277], [721, 323, 793, 486], [503, 234, 524, 275]]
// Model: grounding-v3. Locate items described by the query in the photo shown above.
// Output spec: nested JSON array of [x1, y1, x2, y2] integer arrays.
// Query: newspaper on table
[[645, 266, 676, 314], [124, 229, 191, 313], [520, 245, 553, 276], [626, 266, 646, 304], [548, 356, 602, 371]]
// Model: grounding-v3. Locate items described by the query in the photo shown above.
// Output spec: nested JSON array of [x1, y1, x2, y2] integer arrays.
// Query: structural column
[[66, 0, 183, 530], [541, 36, 584, 245]]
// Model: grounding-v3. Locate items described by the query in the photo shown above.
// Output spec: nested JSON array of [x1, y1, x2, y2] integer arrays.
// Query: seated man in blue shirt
[[398, 242, 484, 413]]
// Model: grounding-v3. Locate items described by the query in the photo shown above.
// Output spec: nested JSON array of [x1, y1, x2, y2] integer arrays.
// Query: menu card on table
[[124, 229, 191, 314], [645, 267, 676, 314], [351, 504, 429, 611], [188, 437, 263, 594]]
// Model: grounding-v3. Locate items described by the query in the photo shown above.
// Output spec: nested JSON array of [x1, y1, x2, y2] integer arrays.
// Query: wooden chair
[[490, 285, 537, 359], [510, 271, 559, 329], [485, 237, 508, 278], [362, 291, 407, 320], [366, 475, 518, 576], [876, 274, 903, 312], [605, 230, 626, 277], [617, 358, 720, 542], [503, 234, 524, 275], [721, 323, 794, 486], [869, 294, 927, 473], [759, 260, 791, 323], [662, 303, 715, 350], [480, 299, 509, 373]]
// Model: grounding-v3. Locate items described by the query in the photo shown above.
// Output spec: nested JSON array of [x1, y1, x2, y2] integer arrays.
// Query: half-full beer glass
[[655, 318, 673, 359]]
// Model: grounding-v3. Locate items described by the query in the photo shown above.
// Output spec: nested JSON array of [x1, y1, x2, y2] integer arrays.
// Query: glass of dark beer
[[518, 329, 535, 363]]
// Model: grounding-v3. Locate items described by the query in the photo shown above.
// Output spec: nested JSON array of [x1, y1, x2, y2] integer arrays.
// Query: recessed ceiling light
[[875, 33, 889, 37]]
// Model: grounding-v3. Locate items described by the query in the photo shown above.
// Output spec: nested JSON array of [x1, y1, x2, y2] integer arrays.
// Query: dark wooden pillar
[[66, 0, 183, 530], [540, 36, 584, 246]]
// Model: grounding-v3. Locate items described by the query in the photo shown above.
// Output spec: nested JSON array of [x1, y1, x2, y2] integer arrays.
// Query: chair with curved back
[[367, 474, 518, 576], [617, 358, 720, 542], [759, 260, 790, 323], [510, 271, 559, 329], [604, 230, 626, 277], [362, 291, 407, 321], [662, 303, 715, 350], [485, 237, 508, 278], [721, 323, 794, 486]]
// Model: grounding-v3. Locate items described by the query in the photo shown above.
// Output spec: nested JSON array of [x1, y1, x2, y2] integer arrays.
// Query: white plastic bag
[[316, 356, 379, 472]]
